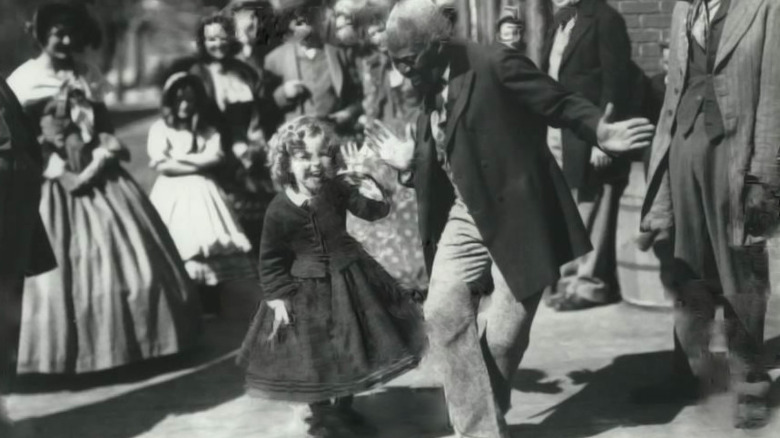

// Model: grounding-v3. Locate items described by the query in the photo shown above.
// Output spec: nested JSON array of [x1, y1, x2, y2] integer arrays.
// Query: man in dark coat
[[368, 1, 654, 436], [0, 77, 56, 435], [542, 0, 633, 311]]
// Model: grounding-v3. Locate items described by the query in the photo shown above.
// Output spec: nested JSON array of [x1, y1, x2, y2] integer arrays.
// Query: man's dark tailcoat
[[409, 40, 605, 299]]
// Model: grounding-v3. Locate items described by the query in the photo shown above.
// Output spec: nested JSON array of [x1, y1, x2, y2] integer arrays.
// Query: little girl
[[148, 73, 257, 315], [238, 116, 425, 437]]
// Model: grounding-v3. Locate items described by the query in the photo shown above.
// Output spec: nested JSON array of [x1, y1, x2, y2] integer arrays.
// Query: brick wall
[[608, 0, 676, 75]]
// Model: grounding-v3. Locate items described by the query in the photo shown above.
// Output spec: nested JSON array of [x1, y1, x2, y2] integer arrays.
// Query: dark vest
[[675, 0, 730, 143]]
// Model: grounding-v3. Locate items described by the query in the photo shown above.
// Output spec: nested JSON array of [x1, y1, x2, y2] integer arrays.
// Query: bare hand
[[282, 80, 306, 100], [57, 171, 84, 192], [232, 142, 252, 168], [266, 299, 291, 341], [635, 227, 672, 252], [364, 119, 415, 171], [597, 103, 655, 155], [590, 147, 612, 170], [339, 142, 369, 175], [744, 182, 780, 239], [40, 116, 67, 148], [328, 109, 353, 126]]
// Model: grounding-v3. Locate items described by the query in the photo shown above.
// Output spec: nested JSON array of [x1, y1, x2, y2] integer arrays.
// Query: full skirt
[[237, 255, 425, 403], [18, 168, 202, 374], [150, 173, 256, 285]]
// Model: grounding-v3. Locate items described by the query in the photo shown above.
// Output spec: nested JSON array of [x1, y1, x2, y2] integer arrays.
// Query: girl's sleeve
[[146, 121, 168, 168], [259, 205, 299, 301], [340, 174, 391, 222]]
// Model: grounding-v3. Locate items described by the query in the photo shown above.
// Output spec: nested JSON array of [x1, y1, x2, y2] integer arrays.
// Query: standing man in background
[[264, 5, 363, 135], [0, 77, 55, 436], [637, 0, 780, 429], [543, 0, 633, 311]]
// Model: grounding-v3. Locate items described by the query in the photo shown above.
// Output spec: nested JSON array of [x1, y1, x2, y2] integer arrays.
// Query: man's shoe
[[549, 293, 614, 312], [630, 377, 701, 405], [734, 395, 770, 430], [733, 373, 772, 430]]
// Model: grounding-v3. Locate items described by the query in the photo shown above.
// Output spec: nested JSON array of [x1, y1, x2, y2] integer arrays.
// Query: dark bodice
[[259, 175, 390, 300], [223, 101, 256, 144]]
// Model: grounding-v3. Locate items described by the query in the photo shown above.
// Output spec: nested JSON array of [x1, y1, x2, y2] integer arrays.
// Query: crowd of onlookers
[[2, 0, 777, 436]]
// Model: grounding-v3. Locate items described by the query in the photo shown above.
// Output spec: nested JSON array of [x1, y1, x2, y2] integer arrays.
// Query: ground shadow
[[510, 350, 687, 438], [512, 368, 564, 395], [14, 354, 246, 438], [12, 317, 248, 394], [353, 386, 452, 438]]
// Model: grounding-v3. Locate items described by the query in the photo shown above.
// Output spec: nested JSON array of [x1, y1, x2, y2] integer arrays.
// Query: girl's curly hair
[[267, 116, 341, 190]]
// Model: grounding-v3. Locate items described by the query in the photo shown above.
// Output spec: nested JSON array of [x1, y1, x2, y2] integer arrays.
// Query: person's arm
[[156, 160, 201, 176], [397, 121, 419, 187], [264, 49, 299, 110], [339, 173, 391, 221], [492, 45, 653, 155], [748, 1, 780, 191], [96, 132, 130, 162], [175, 130, 224, 169], [146, 121, 199, 175], [492, 45, 602, 145], [742, 1, 780, 240], [259, 208, 299, 301]]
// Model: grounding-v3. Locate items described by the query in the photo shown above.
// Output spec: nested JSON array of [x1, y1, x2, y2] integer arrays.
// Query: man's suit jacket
[[542, 0, 633, 190], [641, 0, 780, 247], [409, 41, 603, 299], [0, 77, 55, 277], [264, 42, 363, 123]]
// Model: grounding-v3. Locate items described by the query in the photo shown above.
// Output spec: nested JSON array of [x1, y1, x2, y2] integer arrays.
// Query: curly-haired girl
[[238, 116, 424, 437]]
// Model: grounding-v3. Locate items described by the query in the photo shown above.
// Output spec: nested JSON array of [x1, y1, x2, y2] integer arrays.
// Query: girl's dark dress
[[238, 175, 425, 403]]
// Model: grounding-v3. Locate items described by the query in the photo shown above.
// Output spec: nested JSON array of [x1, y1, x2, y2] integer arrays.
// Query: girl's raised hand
[[266, 299, 291, 341], [339, 141, 368, 176]]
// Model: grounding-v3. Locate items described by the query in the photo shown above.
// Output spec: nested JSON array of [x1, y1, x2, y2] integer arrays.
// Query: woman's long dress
[[347, 52, 427, 290], [8, 58, 201, 374], [190, 60, 275, 255]]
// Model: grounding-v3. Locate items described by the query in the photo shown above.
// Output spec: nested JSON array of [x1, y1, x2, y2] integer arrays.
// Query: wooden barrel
[[616, 162, 673, 309]]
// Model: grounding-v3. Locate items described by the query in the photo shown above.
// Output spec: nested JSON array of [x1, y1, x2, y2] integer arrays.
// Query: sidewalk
[[6, 288, 780, 438]]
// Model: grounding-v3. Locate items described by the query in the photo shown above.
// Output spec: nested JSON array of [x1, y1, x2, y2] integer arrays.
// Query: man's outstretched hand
[[597, 103, 656, 155], [364, 120, 415, 171]]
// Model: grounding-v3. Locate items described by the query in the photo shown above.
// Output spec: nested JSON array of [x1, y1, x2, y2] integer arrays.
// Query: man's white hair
[[385, 0, 454, 54]]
